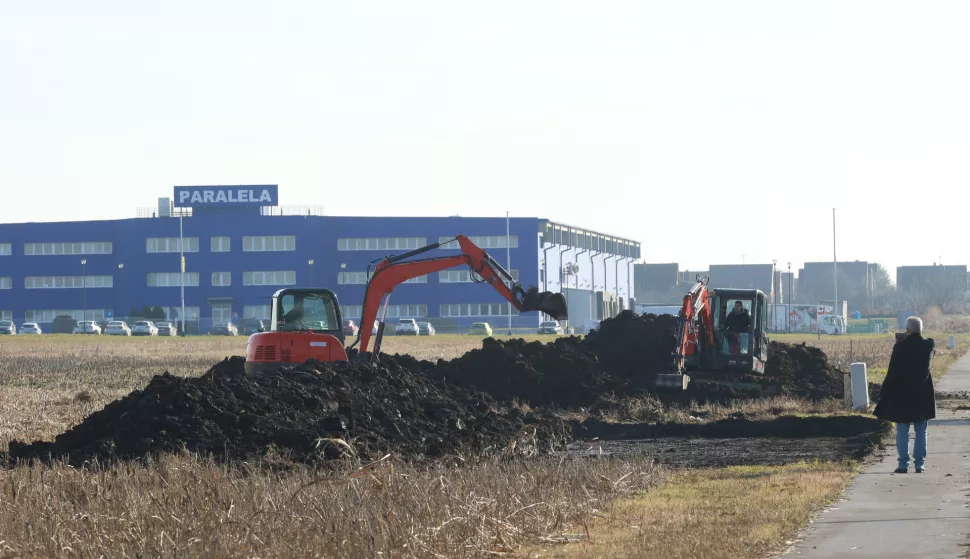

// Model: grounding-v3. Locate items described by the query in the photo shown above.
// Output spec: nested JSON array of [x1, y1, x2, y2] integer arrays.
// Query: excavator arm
[[658, 277, 715, 389], [351, 235, 568, 359]]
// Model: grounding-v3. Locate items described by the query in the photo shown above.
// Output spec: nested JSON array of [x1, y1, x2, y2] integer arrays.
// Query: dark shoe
[[894, 467, 908, 474], [915, 466, 925, 473]]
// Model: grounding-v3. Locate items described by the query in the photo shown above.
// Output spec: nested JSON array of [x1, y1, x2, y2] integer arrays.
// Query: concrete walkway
[[782, 351, 970, 559]]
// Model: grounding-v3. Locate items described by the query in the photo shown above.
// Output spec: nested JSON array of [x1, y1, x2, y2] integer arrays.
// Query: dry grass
[[772, 333, 970, 385], [0, 454, 663, 558], [529, 462, 855, 559]]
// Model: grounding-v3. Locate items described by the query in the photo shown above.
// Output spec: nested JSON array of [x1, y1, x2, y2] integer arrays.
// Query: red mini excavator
[[244, 235, 568, 374], [655, 276, 770, 390]]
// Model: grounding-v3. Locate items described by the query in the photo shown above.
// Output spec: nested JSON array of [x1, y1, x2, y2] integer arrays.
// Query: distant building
[[798, 260, 877, 310], [897, 265, 968, 292], [708, 264, 774, 297], [678, 269, 709, 284]]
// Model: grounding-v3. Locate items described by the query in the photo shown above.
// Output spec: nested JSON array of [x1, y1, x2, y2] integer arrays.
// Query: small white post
[[949, 335, 955, 350], [850, 362, 869, 409]]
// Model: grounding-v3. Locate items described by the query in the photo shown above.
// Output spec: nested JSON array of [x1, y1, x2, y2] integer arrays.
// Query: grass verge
[[530, 461, 855, 559]]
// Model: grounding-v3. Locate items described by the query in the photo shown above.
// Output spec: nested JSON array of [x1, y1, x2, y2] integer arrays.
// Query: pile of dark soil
[[428, 311, 846, 406], [7, 357, 569, 466], [763, 342, 844, 399]]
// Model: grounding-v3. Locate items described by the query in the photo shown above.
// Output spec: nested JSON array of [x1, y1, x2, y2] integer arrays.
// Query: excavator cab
[[657, 279, 768, 390], [244, 288, 351, 375], [709, 289, 768, 373]]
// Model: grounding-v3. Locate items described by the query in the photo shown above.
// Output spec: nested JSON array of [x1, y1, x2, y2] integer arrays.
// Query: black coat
[[874, 333, 936, 423]]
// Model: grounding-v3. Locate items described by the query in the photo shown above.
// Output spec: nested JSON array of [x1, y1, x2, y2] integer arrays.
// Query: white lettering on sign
[[309, 341, 328, 347], [175, 186, 277, 206]]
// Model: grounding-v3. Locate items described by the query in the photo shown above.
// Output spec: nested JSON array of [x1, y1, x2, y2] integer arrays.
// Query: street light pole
[[308, 259, 314, 287], [787, 261, 792, 334], [81, 259, 87, 327], [118, 263, 124, 321]]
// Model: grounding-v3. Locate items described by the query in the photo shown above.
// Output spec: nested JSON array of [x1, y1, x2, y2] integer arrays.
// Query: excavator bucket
[[521, 288, 568, 320]]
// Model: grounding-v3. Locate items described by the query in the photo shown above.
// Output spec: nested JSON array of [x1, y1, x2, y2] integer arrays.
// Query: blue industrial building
[[0, 186, 639, 333]]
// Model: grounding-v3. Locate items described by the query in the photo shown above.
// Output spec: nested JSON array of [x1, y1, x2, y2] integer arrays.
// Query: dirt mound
[[7, 357, 569, 466], [427, 312, 845, 406], [764, 342, 844, 399]]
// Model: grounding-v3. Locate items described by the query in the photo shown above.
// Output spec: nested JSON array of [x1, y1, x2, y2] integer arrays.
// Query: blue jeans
[[896, 421, 927, 469]]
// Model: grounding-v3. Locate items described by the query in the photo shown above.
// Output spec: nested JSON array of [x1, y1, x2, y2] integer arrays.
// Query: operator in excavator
[[722, 300, 751, 354]]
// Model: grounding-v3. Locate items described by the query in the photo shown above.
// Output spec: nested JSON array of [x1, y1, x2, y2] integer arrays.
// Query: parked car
[[238, 318, 265, 335], [73, 321, 102, 334], [19, 322, 42, 335], [395, 318, 420, 336], [0, 320, 16, 335], [418, 321, 436, 336], [51, 315, 77, 334], [469, 322, 493, 336], [131, 321, 158, 336], [211, 322, 239, 336], [538, 320, 564, 335], [105, 321, 132, 336], [156, 321, 178, 336], [343, 319, 360, 336]]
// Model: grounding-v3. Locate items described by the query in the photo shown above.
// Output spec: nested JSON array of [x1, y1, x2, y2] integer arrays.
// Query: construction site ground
[[781, 351, 970, 559], [0, 326, 964, 558]]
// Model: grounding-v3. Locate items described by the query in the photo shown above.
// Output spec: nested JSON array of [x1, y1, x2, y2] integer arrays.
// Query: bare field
[[0, 333, 944, 558]]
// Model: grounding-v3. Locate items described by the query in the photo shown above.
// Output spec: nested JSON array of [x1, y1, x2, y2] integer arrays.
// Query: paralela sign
[[174, 185, 279, 207]]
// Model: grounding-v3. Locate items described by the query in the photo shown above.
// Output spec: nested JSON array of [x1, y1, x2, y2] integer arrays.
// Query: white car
[[105, 321, 132, 336], [0, 320, 16, 335], [395, 318, 420, 336], [538, 320, 564, 335], [156, 321, 177, 336], [132, 321, 158, 336], [73, 321, 102, 334], [20, 322, 42, 335]]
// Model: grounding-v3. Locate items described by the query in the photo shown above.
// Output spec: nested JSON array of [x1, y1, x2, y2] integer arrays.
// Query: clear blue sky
[[2, 1, 968, 277]]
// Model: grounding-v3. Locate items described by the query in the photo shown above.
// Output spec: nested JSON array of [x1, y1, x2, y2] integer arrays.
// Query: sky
[[3, 1, 970, 278]]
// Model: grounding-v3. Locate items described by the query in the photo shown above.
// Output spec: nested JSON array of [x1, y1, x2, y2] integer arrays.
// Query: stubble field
[[0, 332, 948, 558]]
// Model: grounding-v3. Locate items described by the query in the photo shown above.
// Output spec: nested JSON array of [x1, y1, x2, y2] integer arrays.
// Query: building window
[[211, 272, 231, 287], [24, 242, 113, 255], [153, 306, 201, 320], [337, 237, 427, 251], [243, 270, 296, 286], [146, 237, 199, 253], [0, 277, 10, 289], [25, 309, 111, 323], [244, 305, 271, 320], [439, 269, 518, 283], [212, 303, 232, 324], [337, 271, 426, 284], [24, 276, 113, 289], [211, 237, 231, 252], [339, 304, 426, 318], [439, 303, 520, 317], [0, 310, 10, 321], [147, 272, 200, 287], [242, 236, 295, 252], [0, 244, 10, 256], [437, 236, 518, 250]]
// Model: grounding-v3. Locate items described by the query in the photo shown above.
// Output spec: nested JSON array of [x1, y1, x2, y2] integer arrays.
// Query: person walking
[[874, 316, 935, 473]]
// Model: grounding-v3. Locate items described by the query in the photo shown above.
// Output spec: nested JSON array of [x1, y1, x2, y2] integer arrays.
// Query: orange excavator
[[244, 235, 568, 374], [655, 276, 769, 390]]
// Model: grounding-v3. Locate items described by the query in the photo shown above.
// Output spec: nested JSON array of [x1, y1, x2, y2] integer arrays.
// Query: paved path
[[782, 351, 970, 559]]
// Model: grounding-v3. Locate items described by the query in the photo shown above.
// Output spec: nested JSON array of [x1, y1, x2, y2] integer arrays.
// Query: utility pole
[[179, 211, 186, 336], [118, 263, 124, 320], [308, 259, 314, 287], [787, 261, 792, 333], [832, 208, 838, 321], [81, 259, 87, 327]]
